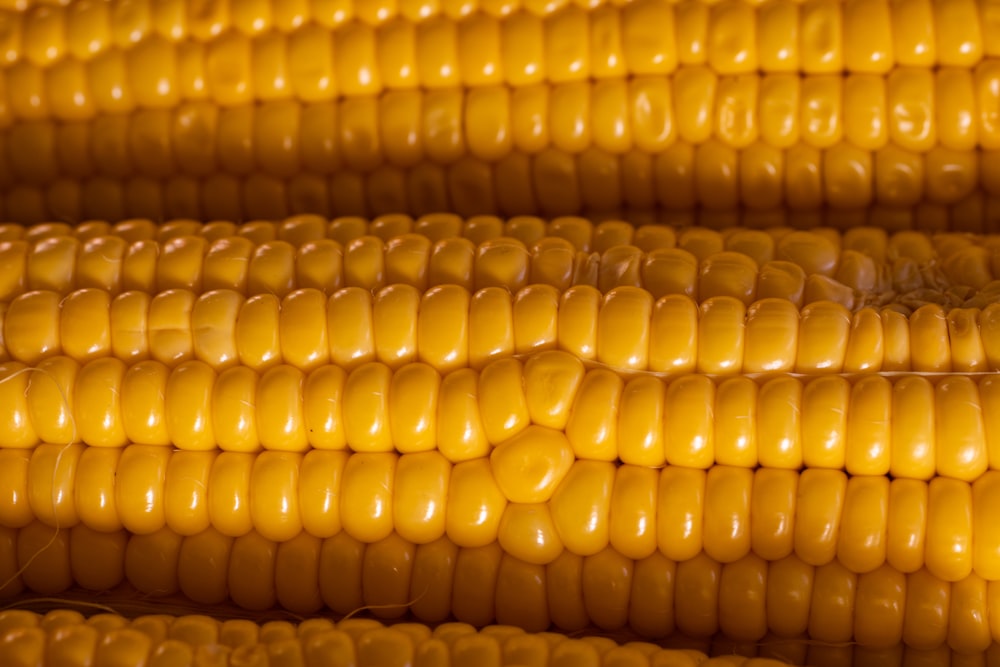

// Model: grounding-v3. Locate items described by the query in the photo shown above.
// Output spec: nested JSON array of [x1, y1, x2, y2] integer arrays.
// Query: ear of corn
[[7, 0, 1000, 665]]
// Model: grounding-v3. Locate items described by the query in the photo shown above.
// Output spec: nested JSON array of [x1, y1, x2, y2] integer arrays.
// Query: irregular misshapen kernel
[[490, 424, 572, 505]]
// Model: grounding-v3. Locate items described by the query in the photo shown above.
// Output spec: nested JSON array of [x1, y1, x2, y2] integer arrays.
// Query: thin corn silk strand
[[0, 364, 76, 595]]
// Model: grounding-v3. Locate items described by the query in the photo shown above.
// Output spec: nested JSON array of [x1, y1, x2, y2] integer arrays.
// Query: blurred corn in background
[[0, 0, 998, 228]]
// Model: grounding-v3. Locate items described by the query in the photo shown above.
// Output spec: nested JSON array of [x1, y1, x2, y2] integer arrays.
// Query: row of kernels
[[508, 466, 996, 582], [0, 214, 685, 253], [0, 348, 999, 467], [0, 233, 925, 303], [8, 188, 1000, 239], [4, 521, 1000, 652], [1, 285, 998, 380], [5, 0, 998, 108], [12, 431, 994, 581], [4, 156, 1000, 229], [8, 216, 1000, 273], [0, 609, 717, 667], [2, 0, 668, 73], [6, 77, 1000, 185], [0, 216, 989, 265], [0, 235, 846, 300]]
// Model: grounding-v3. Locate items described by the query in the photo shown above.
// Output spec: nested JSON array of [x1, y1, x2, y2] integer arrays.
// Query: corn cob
[[2, 0, 997, 121], [4, 75, 998, 178], [2, 215, 996, 269], [2, 222, 1000, 304], [8, 216, 1000, 286], [1, 89, 997, 198], [7, 173, 1000, 229], [5, 434, 1000, 581], [1, 282, 998, 376], [0, 609, 999, 667], [4, 154, 1000, 227], [4, 521, 1000, 653], [0, 232, 991, 308], [0, 609, 725, 667], [6, 73, 997, 180]]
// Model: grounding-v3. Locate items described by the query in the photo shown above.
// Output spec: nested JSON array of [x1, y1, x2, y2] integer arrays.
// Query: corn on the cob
[[5, 74, 996, 177], [7, 0, 1000, 659], [6, 521, 1000, 653], [6, 438, 999, 580], [9, 215, 1000, 290], [2, 609, 1000, 667], [4, 154, 1000, 226], [3, 214, 995, 264], [1, 0, 997, 121], [1, 283, 998, 376], [0, 608, 725, 667], [0, 229, 993, 307]]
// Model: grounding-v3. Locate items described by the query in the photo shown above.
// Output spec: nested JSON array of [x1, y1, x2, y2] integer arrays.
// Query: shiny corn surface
[[2, 351, 1000, 462], [0, 0, 995, 114], [7, 0, 1000, 664], [6, 441, 1000, 582], [6, 523, 1000, 654], [3, 287, 1000, 375], [0, 609, 720, 667]]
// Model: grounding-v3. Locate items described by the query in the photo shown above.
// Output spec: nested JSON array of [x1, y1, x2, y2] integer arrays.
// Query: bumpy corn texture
[[5, 75, 1000, 165], [7, 521, 1000, 654], [0, 0, 997, 114], [1, 0, 1000, 224], [2, 611, 1000, 667], [6, 223, 1000, 308], [0, 609, 729, 667], [6, 441, 1000, 581], [1, 289, 998, 376], [1, 353, 1000, 463], [9, 0, 1000, 664]]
